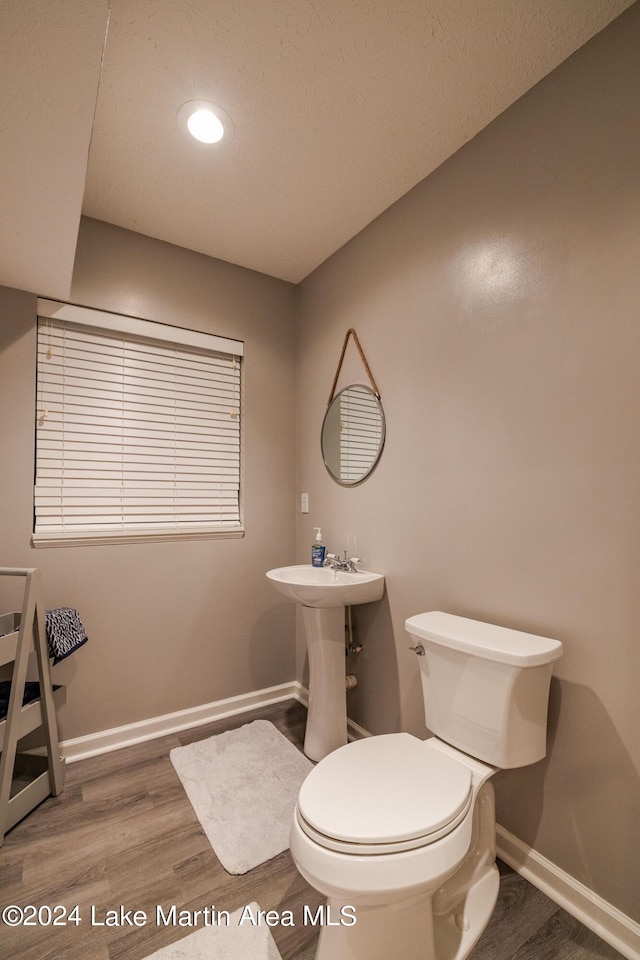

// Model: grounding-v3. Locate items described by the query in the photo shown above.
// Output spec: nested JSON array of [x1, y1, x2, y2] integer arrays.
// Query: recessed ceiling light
[[177, 100, 234, 146]]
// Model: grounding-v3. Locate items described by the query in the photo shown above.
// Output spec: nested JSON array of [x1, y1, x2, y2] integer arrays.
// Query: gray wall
[[0, 219, 297, 741], [295, 5, 640, 922]]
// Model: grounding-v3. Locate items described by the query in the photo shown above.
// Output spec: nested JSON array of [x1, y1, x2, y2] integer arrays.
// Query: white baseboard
[[346, 715, 371, 742], [496, 824, 640, 960], [61, 680, 307, 763], [61, 680, 364, 763]]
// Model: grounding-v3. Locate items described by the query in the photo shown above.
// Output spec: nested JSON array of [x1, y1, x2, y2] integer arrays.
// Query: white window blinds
[[339, 387, 384, 483], [34, 300, 243, 545]]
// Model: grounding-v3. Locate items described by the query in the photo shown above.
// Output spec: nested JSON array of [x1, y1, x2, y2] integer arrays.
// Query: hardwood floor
[[0, 700, 625, 960]]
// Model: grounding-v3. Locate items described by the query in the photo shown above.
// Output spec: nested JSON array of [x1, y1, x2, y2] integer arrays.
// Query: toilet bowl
[[291, 734, 499, 960], [290, 611, 563, 960]]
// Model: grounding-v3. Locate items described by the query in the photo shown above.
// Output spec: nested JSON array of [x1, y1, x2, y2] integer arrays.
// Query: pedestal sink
[[266, 565, 384, 761]]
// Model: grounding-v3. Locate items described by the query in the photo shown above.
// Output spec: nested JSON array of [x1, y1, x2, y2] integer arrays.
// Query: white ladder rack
[[0, 568, 65, 845]]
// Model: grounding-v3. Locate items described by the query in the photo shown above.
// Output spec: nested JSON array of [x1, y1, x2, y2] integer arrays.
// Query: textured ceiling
[[0, 0, 108, 299], [1, 0, 635, 296], [82, 0, 634, 282]]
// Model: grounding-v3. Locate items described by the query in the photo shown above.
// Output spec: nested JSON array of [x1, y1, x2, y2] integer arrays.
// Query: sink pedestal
[[302, 606, 348, 761], [265, 565, 384, 762]]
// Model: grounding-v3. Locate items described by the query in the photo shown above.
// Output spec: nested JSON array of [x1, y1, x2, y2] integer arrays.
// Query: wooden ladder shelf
[[0, 568, 64, 845]]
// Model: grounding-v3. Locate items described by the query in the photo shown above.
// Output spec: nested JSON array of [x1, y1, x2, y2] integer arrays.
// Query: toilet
[[290, 611, 563, 960]]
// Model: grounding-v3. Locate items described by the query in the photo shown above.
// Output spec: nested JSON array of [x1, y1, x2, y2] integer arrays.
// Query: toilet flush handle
[[409, 643, 425, 656]]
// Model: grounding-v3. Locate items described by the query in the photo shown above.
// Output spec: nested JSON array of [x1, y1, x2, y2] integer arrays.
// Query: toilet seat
[[297, 734, 473, 855]]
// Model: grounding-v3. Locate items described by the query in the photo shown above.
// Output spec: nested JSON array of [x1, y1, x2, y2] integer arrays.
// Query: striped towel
[[45, 607, 88, 664]]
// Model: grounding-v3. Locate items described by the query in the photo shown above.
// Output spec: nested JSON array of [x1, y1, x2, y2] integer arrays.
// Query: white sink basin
[[266, 564, 384, 608]]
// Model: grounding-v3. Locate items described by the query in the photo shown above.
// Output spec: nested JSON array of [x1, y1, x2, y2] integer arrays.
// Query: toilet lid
[[297, 734, 472, 853]]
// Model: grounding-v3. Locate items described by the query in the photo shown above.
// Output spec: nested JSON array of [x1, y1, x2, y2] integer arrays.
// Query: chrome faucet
[[324, 551, 362, 573]]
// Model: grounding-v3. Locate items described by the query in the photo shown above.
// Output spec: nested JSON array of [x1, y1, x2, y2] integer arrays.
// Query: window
[[33, 300, 243, 546]]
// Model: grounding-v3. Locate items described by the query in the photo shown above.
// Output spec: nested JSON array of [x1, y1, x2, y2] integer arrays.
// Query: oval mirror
[[321, 384, 386, 485]]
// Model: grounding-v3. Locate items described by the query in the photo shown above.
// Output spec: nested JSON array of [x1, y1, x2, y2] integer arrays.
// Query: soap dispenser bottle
[[311, 528, 326, 567]]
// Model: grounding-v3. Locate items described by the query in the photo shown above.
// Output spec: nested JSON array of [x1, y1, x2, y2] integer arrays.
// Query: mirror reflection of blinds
[[339, 389, 382, 482], [34, 307, 243, 542]]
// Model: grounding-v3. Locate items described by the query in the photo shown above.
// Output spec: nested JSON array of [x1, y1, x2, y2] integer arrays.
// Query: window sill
[[31, 527, 245, 548]]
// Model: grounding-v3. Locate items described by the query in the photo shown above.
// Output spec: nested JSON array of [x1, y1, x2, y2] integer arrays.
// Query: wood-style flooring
[[0, 700, 626, 960]]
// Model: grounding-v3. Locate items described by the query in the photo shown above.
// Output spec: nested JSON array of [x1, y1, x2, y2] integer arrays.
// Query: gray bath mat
[[170, 719, 313, 874], [142, 902, 282, 959]]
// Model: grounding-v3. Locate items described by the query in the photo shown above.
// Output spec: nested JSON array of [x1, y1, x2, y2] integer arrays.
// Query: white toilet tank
[[405, 612, 563, 768]]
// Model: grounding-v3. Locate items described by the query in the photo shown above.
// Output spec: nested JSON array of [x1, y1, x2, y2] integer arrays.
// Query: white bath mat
[[142, 902, 283, 959], [170, 719, 313, 874]]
